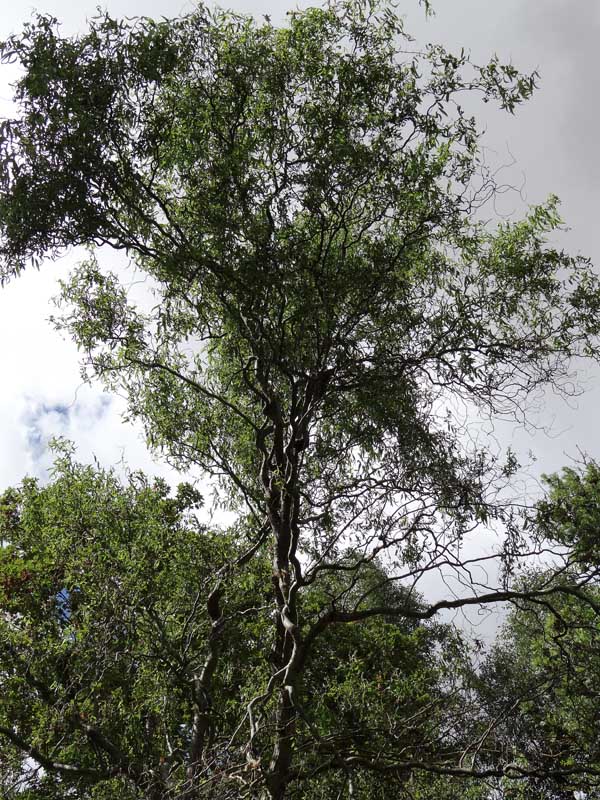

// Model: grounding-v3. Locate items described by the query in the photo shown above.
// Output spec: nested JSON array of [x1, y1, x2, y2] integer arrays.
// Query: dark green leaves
[[538, 462, 600, 567]]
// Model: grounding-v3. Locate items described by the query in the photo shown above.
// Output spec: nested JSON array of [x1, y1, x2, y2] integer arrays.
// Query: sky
[[0, 0, 599, 500]]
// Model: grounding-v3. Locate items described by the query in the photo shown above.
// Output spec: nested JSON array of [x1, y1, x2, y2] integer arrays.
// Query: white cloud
[[0, 252, 184, 489]]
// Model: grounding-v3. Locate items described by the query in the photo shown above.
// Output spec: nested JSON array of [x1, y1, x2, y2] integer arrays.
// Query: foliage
[[537, 461, 600, 567], [480, 580, 600, 799], [478, 461, 600, 799], [0, 451, 465, 799], [0, 446, 258, 798], [1, 1, 600, 797]]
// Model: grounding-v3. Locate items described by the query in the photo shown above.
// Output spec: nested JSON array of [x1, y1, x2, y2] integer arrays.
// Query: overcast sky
[[0, 0, 598, 496]]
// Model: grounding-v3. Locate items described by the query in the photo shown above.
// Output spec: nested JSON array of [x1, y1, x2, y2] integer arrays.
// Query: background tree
[[480, 579, 600, 800], [0, 444, 269, 799], [0, 448, 467, 799], [477, 463, 600, 800], [2, 1, 600, 797]]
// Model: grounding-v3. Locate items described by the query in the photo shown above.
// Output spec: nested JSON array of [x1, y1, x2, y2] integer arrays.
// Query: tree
[[1, 1, 600, 797], [480, 584, 600, 800], [476, 463, 600, 800], [0, 448, 464, 799], [0, 445, 263, 799]]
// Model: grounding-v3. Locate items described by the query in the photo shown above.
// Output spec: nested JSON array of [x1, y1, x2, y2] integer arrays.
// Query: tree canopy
[[481, 585, 600, 800], [0, 449, 474, 799], [1, 1, 600, 798]]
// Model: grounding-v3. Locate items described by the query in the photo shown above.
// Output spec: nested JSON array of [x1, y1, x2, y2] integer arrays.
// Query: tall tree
[[1, 2, 600, 797]]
